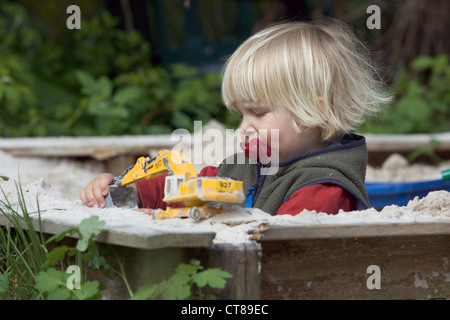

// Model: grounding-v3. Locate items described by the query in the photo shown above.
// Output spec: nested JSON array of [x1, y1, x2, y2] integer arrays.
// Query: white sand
[[366, 153, 450, 182]]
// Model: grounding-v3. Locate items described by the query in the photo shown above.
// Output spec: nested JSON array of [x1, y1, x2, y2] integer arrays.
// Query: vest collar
[[263, 133, 366, 168]]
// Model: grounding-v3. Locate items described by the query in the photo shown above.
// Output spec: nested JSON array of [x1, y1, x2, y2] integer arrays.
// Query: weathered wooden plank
[[260, 235, 450, 299], [0, 213, 215, 250], [365, 132, 450, 152], [0, 135, 176, 160], [1, 132, 450, 159], [194, 242, 262, 300], [261, 221, 450, 240]]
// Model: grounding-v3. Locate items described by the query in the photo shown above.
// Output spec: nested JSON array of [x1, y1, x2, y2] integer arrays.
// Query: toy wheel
[[152, 209, 162, 220], [188, 207, 202, 221]]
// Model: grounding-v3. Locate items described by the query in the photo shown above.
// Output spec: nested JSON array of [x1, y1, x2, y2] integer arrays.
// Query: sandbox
[[1, 133, 450, 299]]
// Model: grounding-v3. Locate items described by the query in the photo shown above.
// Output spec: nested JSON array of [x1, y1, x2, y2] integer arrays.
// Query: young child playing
[[80, 19, 391, 216]]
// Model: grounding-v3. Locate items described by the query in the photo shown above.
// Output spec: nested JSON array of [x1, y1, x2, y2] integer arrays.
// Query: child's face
[[236, 102, 324, 162]]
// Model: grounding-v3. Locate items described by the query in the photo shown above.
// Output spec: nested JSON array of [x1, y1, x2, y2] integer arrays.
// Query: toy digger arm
[[113, 150, 197, 187]]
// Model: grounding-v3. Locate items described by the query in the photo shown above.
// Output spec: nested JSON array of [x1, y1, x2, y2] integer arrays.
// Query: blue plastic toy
[[366, 169, 450, 210]]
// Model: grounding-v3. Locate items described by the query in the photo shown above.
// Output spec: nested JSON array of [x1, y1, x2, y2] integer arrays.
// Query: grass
[[0, 178, 106, 299], [0, 179, 48, 299]]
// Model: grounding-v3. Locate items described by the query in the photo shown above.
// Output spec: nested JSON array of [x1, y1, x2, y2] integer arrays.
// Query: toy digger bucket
[[105, 185, 138, 209]]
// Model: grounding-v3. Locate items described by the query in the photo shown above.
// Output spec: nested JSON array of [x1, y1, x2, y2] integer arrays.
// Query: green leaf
[[128, 259, 232, 300], [75, 70, 98, 96], [162, 276, 192, 300], [131, 284, 159, 300], [159, 259, 204, 299], [76, 216, 105, 252], [192, 268, 232, 289], [110, 105, 129, 118], [46, 227, 78, 244], [34, 268, 67, 292], [113, 86, 143, 105], [86, 97, 108, 115], [411, 55, 434, 70], [85, 242, 110, 270], [98, 76, 112, 98], [176, 261, 200, 276], [0, 176, 9, 181], [431, 54, 448, 75], [74, 281, 100, 300], [47, 287, 71, 300], [42, 245, 71, 269]]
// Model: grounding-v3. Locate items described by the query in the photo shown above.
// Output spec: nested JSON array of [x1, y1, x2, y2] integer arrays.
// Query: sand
[[366, 153, 450, 182]]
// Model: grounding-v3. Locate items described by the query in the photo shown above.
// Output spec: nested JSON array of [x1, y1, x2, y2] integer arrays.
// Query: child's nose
[[239, 117, 256, 136]]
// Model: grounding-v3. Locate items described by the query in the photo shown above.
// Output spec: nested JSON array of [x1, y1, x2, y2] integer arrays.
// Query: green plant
[[0, 182, 109, 299], [131, 258, 232, 300], [0, 2, 237, 137], [73, 63, 227, 135], [0, 181, 48, 299], [359, 54, 450, 134], [406, 139, 444, 164], [31, 215, 107, 300]]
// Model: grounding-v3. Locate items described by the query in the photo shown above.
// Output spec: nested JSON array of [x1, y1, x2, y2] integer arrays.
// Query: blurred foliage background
[[0, 0, 449, 137]]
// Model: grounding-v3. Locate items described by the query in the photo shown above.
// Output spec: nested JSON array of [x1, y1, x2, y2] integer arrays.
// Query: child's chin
[[245, 146, 260, 161]]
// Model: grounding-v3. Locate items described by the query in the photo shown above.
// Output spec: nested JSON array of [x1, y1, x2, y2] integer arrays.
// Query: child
[[80, 19, 391, 216]]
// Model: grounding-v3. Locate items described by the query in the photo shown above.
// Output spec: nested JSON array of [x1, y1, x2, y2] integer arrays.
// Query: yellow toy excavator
[[105, 150, 245, 221]]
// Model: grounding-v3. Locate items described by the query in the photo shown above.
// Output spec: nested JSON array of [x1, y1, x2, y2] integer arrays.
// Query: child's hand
[[79, 173, 114, 208]]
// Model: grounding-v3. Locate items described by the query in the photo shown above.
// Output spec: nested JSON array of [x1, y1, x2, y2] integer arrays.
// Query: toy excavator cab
[[164, 175, 186, 198]]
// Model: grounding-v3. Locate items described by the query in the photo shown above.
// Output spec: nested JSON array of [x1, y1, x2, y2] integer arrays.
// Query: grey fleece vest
[[217, 134, 370, 215]]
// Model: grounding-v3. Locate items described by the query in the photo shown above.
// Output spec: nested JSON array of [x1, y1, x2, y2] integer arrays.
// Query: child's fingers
[[79, 188, 89, 206], [93, 174, 114, 208], [93, 182, 106, 208], [80, 184, 96, 207], [136, 208, 153, 216], [80, 173, 114, 208]]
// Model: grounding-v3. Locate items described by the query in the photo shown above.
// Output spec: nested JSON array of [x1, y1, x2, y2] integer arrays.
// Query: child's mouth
[[240, 138, 271, 161]]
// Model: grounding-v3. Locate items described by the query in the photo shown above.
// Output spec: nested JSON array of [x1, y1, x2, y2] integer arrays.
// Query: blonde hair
[[221, 19, 392, 142]]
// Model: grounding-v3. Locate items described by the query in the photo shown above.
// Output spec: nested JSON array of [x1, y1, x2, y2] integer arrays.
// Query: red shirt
[[135, 166, 355, 215]]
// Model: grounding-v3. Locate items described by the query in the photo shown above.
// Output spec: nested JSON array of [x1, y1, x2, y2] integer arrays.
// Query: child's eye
[[254, 110, 267, 117]]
